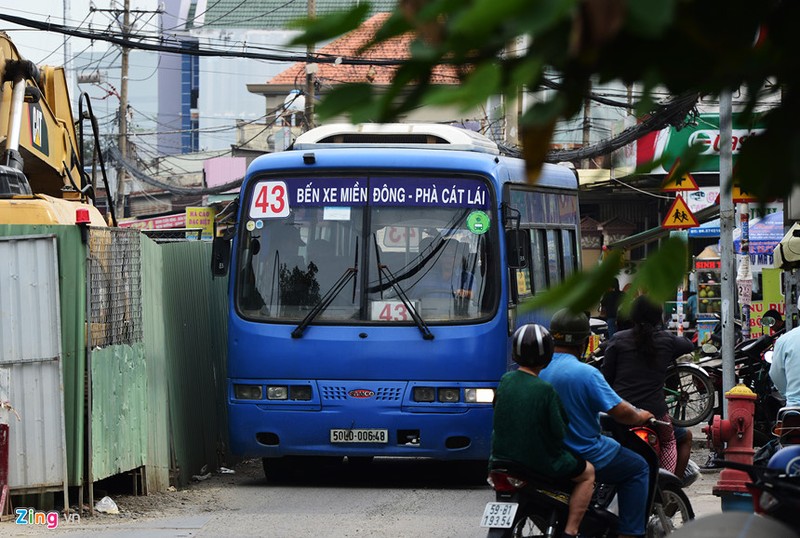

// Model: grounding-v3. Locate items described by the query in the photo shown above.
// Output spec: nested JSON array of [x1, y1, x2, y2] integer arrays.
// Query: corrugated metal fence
[[0, 224, 228, 503], [0, 234, 68, 507]]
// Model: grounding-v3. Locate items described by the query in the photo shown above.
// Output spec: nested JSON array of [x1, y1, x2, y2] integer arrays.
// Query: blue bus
[[214, 124, 580, 475]]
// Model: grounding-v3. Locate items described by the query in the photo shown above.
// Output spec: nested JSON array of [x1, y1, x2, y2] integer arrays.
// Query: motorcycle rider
[[770, 319, 800, 407], [601, 295, 694, 474], [491, 324, 595, 538], [540, 309, 654, 538]]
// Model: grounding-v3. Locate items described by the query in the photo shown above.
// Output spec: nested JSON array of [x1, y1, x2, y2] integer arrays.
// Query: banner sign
[[248, 177, 490, 219], [637, 113, 766, 174]]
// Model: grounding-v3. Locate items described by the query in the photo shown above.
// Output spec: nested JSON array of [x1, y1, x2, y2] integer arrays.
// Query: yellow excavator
[[0, 32, 109, 225]]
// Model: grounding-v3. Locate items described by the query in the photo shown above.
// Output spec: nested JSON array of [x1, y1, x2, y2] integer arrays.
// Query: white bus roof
[[293, 123, 501, 155]]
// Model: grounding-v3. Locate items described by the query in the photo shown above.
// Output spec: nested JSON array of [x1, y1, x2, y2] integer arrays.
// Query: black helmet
[[511, 324, 555, 368], [550, 309, 591, 346]]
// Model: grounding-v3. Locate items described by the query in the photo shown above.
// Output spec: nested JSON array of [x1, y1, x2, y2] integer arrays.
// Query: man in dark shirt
[[599, 278, 624, 337]]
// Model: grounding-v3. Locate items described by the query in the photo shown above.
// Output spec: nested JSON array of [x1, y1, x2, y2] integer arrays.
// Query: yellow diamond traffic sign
[[662, 159, 699, 192], [662, 195, 699, 229], [732, 184, 759, 203]]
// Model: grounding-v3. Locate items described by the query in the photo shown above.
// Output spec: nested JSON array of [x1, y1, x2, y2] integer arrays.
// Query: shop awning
[[608, 205, 721, 251], [688, 218, 720, 238]]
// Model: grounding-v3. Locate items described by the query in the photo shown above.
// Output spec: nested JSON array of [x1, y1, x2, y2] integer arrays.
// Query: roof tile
[[269, 13, 460, 86]]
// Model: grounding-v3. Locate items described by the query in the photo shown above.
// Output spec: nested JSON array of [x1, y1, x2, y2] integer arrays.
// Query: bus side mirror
[[505, 229, 530, 269], [211, 236, 231, 277]]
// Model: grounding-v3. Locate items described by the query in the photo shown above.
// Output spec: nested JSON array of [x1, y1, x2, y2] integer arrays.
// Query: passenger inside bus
[[415, 238, 474, 300]]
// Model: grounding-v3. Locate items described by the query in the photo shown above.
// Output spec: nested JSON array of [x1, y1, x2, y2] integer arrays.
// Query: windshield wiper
[[377, 263, 434, 341], [291, 267, 357, 338]]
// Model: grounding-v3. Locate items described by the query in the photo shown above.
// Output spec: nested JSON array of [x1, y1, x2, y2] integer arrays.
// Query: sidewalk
[[685, 424, 723, 518]]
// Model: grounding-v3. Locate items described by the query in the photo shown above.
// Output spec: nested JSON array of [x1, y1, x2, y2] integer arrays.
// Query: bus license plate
[[330, 429, 388, 443], [480, 502, 518, 528]]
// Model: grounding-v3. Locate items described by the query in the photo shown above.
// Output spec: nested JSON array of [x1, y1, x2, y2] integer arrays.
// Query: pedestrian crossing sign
[[662, 159, 699, 192], [662, 195, 699, 229]]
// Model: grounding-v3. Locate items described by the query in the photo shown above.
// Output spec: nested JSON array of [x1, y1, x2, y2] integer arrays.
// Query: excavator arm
[[0, 31, 107, 225]]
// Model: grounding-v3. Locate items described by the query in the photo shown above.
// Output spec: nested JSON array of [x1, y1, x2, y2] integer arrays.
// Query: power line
[[0, 12, 406, 65]]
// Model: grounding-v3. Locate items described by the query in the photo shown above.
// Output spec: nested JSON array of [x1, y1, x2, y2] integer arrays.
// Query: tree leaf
[[521, 249, 625, 314], [315, 84, 378, 121], [625, 0, 676, 38], [618, 236, 688, 315], [288, 5, 371, 45]]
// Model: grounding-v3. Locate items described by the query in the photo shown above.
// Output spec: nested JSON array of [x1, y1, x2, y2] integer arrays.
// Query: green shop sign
[[639, 113, 765, 174]]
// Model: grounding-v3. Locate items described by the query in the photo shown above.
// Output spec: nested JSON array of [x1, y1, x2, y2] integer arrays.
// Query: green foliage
[[618, 237, 688, 314], [625, 0, 676, 38], [288, 5, 369, 44], [521, 249, 624, 314], [289, 0, 800, 313]]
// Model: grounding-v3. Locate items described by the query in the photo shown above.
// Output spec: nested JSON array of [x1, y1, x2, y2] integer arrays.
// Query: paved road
[[4, 428, 727, 537]]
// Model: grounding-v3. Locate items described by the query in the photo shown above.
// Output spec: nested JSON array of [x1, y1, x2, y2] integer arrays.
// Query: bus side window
[[545, 229, 562, 286], [561, 230, 577, 277], [530, 229, 547, 293]]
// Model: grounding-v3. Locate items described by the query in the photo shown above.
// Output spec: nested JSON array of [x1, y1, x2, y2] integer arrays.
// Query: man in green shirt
[[491, 324, 595, 538]]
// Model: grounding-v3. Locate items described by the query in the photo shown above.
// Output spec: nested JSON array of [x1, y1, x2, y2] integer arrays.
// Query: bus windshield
[[236, 174, 498, 324]]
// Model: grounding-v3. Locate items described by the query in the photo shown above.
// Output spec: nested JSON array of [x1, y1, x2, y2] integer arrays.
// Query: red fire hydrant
[[704, 384, 757, 511]]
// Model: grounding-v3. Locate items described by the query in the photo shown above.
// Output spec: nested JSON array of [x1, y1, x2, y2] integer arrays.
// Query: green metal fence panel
[[0, 225, 86, 487], [159, 241, 229, 485], [89, 344, 147, 480], [140, 236, 170, 492]]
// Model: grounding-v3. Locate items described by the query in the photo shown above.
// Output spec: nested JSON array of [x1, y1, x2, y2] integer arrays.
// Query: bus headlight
[[267, 385, 289, 400], [289, 385, 313, 401], [234, 384, 263, 400], [464, 388, 495, 403], [413, 387, 436, 402], [438, 388, 460, 403]]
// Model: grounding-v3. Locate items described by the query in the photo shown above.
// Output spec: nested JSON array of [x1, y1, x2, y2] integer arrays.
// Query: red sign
[[118, 213, 185, 230], [695, 259, 721, 270]]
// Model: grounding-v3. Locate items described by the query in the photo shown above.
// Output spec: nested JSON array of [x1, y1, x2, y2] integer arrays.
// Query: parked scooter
[[698, 322, 786, 447], [481, 417, 694, 537]]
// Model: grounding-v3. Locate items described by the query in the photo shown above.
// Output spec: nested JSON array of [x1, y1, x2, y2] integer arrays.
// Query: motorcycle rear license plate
[[330, 429, 388, 443], [480, 502, 518, 528]]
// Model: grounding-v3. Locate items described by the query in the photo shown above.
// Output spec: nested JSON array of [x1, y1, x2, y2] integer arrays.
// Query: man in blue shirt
[[770, 323, 800, 407], [540, 309, 654, 538]]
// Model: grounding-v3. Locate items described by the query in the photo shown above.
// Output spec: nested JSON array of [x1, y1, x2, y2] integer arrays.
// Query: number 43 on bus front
[[250, 181, 290, 218]]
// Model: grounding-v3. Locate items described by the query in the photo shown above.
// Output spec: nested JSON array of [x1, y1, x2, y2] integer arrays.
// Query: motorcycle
[[675, 450, 800, 538], [698, 326, 786, 446], [711, 454, 800, 532], [773, 407, 800, 446], [481, 417, 694, 537]]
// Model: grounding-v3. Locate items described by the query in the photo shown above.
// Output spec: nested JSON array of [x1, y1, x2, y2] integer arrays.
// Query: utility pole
[[63, 0, 75, 99], [581, 83, 592, 169], [304, 0, 316, 130], [92, 1, 161, 219], [719, 89, 735, 417], [115, 0, 131, 219]]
